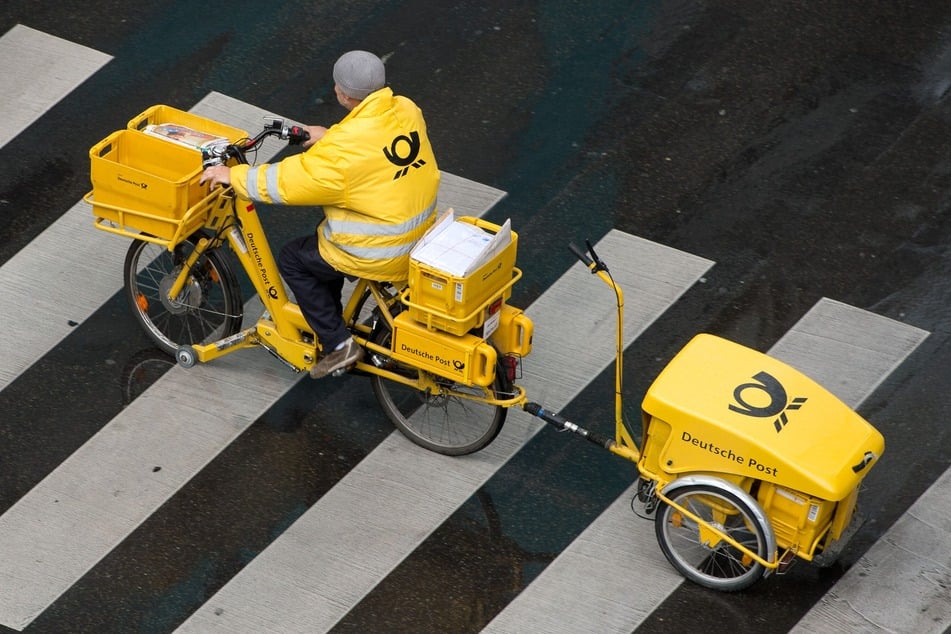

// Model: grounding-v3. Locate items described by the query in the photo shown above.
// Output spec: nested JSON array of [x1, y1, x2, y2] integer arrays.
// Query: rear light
[[502, 354, 520, 381]]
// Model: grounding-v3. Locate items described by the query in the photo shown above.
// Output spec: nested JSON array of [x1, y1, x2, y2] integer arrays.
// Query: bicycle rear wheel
[[366, 314, 509, 456], [123, 235, 243, 355]]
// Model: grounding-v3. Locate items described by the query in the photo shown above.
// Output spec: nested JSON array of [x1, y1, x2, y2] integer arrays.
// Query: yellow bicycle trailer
[[525, 241, 883, 591]]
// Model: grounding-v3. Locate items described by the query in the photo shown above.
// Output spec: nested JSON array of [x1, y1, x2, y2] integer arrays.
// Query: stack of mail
[[411, 210, 511, 277]]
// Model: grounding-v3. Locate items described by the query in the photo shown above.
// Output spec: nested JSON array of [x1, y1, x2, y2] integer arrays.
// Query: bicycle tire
[[349, 287, 508, 455], [654, 482, 768, 592], [123, 234, 243, 356], [369, 324, 508, 456]]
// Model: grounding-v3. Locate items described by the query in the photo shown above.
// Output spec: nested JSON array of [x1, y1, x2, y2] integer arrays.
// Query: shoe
[[310, 338, 364, 379]]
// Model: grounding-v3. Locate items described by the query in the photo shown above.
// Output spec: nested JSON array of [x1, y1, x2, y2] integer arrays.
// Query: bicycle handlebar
[[201, 117, 311, 169], [569, 240, 608, 273], [569, 242, 594, 268], [263, 117, 311, 145]]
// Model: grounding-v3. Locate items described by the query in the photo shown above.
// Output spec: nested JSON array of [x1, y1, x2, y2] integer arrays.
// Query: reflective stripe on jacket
[[229, 87, 440, 281]]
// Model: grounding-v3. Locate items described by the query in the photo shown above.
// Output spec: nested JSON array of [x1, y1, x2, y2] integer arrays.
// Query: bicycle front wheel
[[123, 235, 243, 355], [369, 326, 508, 456], [654, 483, 768, 592]]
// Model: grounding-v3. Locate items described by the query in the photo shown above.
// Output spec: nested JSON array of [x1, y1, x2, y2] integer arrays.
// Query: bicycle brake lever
[[201, 147, 226, 170]]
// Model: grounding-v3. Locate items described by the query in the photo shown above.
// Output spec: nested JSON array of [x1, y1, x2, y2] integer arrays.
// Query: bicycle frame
[[88, 105, 534, 458], [167, 189, 316, 369]]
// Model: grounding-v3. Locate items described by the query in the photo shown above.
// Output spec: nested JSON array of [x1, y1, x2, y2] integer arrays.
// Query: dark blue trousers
[[278, 234, 350, 351]]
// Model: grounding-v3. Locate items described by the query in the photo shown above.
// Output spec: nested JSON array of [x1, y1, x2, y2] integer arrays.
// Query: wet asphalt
[[2, 1, 950, 632]]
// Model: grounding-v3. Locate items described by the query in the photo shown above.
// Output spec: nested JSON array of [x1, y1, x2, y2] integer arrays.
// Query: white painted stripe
[[0, 25, 112, 148], [175, 232, 714, 632], [485, 478, 681, 634], [792, 469, 951, 633], [0, 94, 504, 628], [436, 171, 506, 216], [0, 350, 295, 631], [484, 299, 928, 633]]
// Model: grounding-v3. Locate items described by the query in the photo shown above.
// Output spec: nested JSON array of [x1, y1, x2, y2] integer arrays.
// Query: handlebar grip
[[569, 243, 594, 268], [262, 118, 310, 145], [585, 239, 605, 270], [286, 125, 310, 145]]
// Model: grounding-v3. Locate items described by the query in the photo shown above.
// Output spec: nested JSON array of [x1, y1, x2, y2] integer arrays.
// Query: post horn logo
[[383, 131, 427, 180], [729, 371, 807, 433]]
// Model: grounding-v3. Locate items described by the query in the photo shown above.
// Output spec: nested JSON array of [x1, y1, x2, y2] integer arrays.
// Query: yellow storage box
[[404, 216, 520, 336], [640, 333, 884, 501], [87, 129, 214, 243], [390, 312, 498, 387], [756, 481, 836, 557], [87, 105, 249, 246], [488, 304, 533, 358]]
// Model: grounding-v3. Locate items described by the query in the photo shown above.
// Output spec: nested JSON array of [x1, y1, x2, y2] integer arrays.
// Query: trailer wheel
[[655, 481, 770, 592]]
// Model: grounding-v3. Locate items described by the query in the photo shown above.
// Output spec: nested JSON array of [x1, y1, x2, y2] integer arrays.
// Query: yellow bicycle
[[86, 105, 532, 456]]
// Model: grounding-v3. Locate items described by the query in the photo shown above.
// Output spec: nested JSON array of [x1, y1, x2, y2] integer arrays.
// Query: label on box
[[454, 281, 464, 303], [482, 307, 500, 338], [393, 325, 470, 382]]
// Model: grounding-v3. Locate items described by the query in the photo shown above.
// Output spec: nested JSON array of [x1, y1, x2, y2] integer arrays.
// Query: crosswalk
[[0, 24, 949, 634]]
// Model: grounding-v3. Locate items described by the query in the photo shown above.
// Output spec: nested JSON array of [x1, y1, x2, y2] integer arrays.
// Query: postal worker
[[201, 50, 440, 378]]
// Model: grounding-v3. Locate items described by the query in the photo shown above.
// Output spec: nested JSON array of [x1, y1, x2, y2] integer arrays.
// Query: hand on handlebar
[[301, 125, 326, 149], [200, 165, 231, 189]]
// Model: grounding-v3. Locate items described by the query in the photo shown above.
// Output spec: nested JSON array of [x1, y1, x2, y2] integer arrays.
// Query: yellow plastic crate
[[87, 129, 215, 243], [86, 105, 250, 246], [127, 104, 248, 143], [404, 217, 520, 335]]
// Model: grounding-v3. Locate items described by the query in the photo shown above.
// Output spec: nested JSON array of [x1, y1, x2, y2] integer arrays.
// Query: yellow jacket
[[230, 87, 440, 280]]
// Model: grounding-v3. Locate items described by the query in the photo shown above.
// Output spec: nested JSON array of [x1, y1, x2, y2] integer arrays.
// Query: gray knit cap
[[333, 50, 385, 100]]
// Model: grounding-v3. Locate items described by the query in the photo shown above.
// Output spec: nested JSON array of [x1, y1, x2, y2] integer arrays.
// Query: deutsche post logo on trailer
[[728, 371, 808, 433]]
